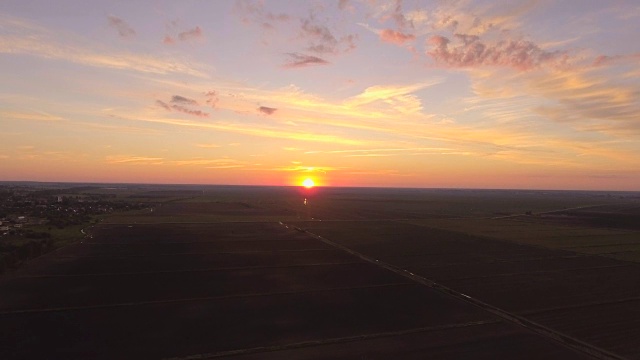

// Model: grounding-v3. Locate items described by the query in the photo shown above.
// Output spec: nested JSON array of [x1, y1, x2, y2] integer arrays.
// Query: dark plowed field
[[230, 322, 590, 360], [15, 249, 357, 276], [301, 219, 640, 357], [528, 300, 640, 358], [0, 218, 594, 359]]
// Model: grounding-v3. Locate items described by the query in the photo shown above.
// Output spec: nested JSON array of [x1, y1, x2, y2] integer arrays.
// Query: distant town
[[0, 184, 148, 273]]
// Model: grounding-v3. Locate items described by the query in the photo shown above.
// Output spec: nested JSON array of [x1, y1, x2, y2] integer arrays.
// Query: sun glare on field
[[302, 178, 315, 188]]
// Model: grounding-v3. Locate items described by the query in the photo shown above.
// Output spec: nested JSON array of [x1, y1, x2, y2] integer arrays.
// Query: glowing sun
[[302, 178, 315, 188]]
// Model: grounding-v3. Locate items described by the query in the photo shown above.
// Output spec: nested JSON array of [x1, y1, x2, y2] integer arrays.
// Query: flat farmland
[[2, 187, 638, 359], [0, 204, 591, 359], [404, 214, 640, 263], [527, 300, 640, 358], [300, 219, 640, 358]]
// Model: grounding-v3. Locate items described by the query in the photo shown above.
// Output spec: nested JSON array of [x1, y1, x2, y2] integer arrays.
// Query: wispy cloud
[[196, 143, 221, 149], [282, 53, 329, 68], [0, 110, 66, 122], [171, 158, 243, 167], [592, 53, 640, 67], [156, 97, 209, 118], [269, 165, 342, 173], [104, 156, 246, 168], [163, 22, 204, 45], [105, 156, 164, 165], [235, 0, 357, 64], [170, 105, 209, 118], [112, 113, 367, 146], [178, 26, 203, 41], [204, 91, 219, 108], [234, 0, 291, 29], [305, 147, 454, 155], [171, 95, 198, 105], [107, 15, 135, 38], [299, 11, 357, 54], [345, 82, 438, 114], [0, 16, 207, 77]]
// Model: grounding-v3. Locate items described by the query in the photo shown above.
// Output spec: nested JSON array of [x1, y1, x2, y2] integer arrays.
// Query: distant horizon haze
[[0, 180, 637, 193]]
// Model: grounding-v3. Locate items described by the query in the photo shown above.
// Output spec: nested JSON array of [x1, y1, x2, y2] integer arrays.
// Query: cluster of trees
[[0, 236, 53, 274]]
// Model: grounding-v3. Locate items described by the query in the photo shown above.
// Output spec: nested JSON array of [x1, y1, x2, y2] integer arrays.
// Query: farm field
[[298, 214, 640, 357], [1, 185, 638, 359]]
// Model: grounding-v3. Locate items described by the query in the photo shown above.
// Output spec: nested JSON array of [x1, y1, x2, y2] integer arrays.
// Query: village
[[0, 184, 149, 273], [0, 185, 147, 236]]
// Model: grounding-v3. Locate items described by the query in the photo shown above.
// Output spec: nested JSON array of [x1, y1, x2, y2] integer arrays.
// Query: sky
[[1, 0, 639, 190]]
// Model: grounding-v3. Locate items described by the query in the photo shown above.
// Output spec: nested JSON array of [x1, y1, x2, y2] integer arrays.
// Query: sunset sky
[[1, 0, 639, 190]]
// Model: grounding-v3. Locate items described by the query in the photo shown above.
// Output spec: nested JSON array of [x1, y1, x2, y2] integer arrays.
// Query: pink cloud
[[338, 0, 350, 11], [204, 91, 219, 108], [426, 33, 567, 71], [107, 15, 135, 38], [282, 53, 329, 68], [379, 29, 415, 45], [178, 26, 203, 41], [593, 53, 640, 67], [163, 36, 176, 45]]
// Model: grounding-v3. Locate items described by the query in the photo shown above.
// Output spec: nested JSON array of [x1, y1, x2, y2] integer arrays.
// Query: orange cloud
[[105, 156, 164, 165], [163, 36, 176, 45], [379, 29, 415, 45]]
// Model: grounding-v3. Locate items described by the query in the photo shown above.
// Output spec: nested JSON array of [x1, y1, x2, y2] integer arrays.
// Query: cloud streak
[[171, 95, 198, 105], [156, 100, 209, 118], [0, 16, 207, 76], [282, 53, 329, 68], [234, 0, 291, 29], [178, 26, 203, 41], [107, 15, 135, 38]]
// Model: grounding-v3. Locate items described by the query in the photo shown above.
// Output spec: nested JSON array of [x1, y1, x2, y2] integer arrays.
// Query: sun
[[302, 178, 315, 188]]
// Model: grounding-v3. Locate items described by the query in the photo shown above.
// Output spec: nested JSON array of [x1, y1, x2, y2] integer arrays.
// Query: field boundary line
[[51, 248, 335, 259], [15, 261, 365, 278], [287, 223, 625, 360], [162, 320, 501, 360], [0, 282, 413, 316], [438, 264, 631, 281], [520, 296, 640, 316]]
